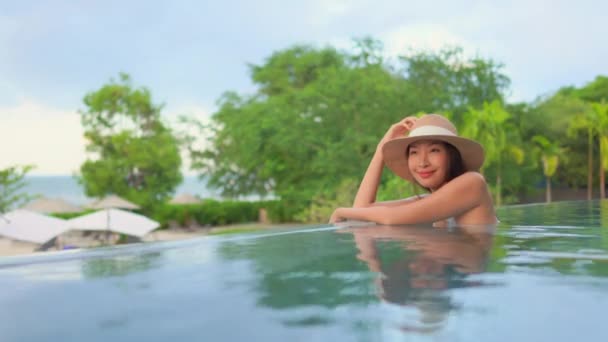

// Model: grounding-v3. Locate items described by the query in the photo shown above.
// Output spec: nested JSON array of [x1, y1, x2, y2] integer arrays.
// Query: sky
[[1, 0, 606, 175]]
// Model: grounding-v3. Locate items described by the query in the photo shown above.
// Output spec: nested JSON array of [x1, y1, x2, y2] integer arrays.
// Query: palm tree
[[592, 101, 608, 199], [462, 100, 523, 206], [566, 99, 596, 200], [532, 135, 564, 203]]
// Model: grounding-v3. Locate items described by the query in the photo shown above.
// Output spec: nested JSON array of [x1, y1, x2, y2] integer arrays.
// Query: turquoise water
[[1, 201, 608, 341]]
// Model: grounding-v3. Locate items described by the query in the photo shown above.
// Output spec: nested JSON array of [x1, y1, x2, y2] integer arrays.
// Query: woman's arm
[[352, 231, 382, 272], [330, 172, 491, 225], [368, 194, 427, 207], [352, 117, 417, 208], [352, 149, 384, 208]]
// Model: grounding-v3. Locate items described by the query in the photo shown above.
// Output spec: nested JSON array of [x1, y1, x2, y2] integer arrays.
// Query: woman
[[329, 114, 497, 226]]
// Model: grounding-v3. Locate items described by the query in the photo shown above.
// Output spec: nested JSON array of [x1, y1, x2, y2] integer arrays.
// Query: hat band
[[408, 125, 456, 137]]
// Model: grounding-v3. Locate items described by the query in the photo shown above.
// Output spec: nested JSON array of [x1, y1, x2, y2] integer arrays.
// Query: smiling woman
[[329, 114, 497, 226]]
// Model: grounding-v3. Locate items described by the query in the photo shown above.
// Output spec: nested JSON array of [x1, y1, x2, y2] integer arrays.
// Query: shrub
[[151, 199, 298, 228]]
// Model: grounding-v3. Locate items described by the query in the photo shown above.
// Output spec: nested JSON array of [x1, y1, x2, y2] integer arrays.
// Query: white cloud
[[0, 101, 85, 175], [380, 23, 477, 58]]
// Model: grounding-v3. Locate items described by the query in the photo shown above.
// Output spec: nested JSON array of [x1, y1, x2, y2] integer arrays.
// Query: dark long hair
[[444, 142, 466, 182]]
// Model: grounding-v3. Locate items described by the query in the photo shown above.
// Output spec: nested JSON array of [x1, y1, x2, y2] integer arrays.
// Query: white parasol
[[67, 208, 159, 238], [0, 209, 69, 244]]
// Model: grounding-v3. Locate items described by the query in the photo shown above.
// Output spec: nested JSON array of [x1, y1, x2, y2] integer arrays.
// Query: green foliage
[[186, 40, 510, 219], [152, 200, 289, 227], [532, 135, 564, 178], [529, 93, 583, 141], [576, 76, 608, 103], [530, 79, 608, 199], [377, 174, 424, 201], [250, 45, 345, 96], [461, 100, 522, 206], [399, 47, 510, 121], [0, 165, 34, 213], [78, 73, 182, 211], [534, 90, 599, 190], [295, 178, 359, 223], [51, 209, 95, 220], [591, 102, 608, 168]]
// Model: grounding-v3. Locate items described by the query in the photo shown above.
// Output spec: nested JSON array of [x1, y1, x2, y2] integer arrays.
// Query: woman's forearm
[[333, 206, 395, 224], [352, 149, 384, 208]]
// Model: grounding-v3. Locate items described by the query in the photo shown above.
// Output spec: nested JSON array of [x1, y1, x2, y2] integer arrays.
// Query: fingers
[[401, 116, 417, 130], [390, 117, 416, 135], [380, 116, 418, 147]]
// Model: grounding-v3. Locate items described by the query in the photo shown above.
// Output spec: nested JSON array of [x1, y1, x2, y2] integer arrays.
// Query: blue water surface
[[1, 201, 608, 341]]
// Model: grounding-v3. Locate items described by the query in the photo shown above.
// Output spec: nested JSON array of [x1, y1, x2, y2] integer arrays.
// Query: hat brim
[[382, 135, 485, 181]]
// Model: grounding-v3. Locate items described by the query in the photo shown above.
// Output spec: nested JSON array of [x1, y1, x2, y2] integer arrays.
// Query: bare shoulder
[[445, 171, 488, 191], [457, 171, 487, 182]]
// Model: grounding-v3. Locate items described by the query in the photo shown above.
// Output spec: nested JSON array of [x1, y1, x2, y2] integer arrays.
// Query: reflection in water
[[218, 231, 377, 312], [217, 224, 496, 335], [497, 201, 608, 277], [81, 252, 162, 279], [343, 224, 495, 333]]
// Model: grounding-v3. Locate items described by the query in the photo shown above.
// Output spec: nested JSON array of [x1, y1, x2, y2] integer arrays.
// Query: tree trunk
[[588, 128, 593, 200], [496, 173, 502, 207], [602, 163, 606, 199], [546, 177, 552, 203], [601, 137, 606, 199]]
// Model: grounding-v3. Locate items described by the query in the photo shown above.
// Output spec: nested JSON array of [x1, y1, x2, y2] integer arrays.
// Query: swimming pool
[[1, 200, 607, 341]]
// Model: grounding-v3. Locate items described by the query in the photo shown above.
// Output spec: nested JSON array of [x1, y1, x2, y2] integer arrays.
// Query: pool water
[[1, 200, 607, 341]]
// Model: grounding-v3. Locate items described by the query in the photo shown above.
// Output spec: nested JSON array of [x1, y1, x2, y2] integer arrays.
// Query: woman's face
[[407, 140, 450, 191]]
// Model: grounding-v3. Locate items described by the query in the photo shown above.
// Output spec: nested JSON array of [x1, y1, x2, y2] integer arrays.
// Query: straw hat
[[382, 114, 484, 181]]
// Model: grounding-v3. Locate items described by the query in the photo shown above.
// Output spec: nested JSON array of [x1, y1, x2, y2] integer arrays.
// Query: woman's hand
[[329, 208, 346, 223], [378, 116, 418, 150]]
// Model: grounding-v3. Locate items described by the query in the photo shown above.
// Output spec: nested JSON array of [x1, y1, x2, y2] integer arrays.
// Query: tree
[[532, 135, 564, 203], [573, 77, 608, 198], [531, 92, 591, 192], [576, 75, 608, 103], [399, 47, 510, 121], [0, 165, 34, 213], [592, 101, 608, 199], [79, 73, 182, 210], [566, 96, 596, 199], [462, 100, 523, 206], [249, 45, 345, 97]]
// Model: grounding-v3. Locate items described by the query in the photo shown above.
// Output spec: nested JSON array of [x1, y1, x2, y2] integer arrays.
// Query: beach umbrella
[[86, 194, 140, 210], [169, 193, 201, 205], [22, 197, 82, 214], [0, 209, 69, 244], [67, 208, 159, 237]]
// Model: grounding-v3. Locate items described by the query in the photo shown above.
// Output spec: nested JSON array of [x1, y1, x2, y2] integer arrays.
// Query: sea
[[20, 175, 220, 205]]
